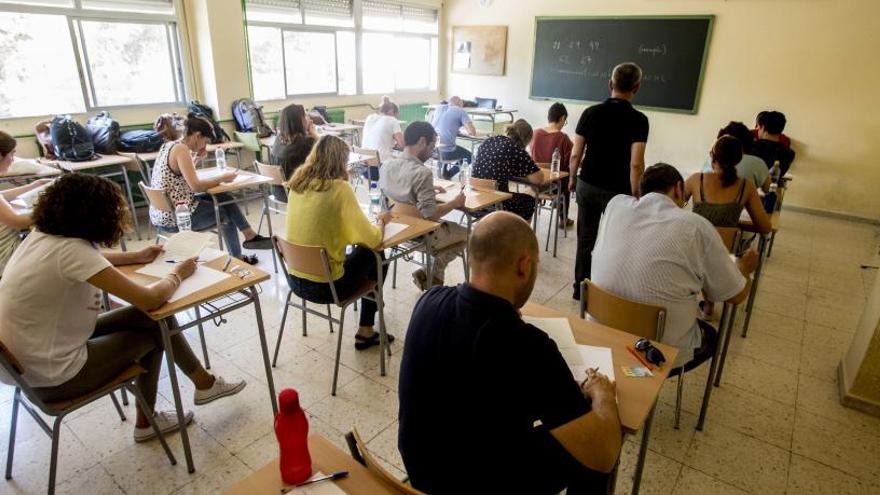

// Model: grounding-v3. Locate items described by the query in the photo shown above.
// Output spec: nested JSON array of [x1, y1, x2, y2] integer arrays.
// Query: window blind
[[246, 0, 301, 9], [301, 0, 352, 19]]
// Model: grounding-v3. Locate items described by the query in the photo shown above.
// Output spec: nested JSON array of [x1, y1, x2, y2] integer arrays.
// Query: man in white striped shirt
[[591, 163, 758, 369]]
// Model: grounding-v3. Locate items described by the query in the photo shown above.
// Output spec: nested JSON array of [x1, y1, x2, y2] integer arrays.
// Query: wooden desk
[[318, 124, 362, 146], [119, 256, 277, 473], [434, 178, 511, 213], [196, 170, 278, 271], [46, 154, 141, 244], [521, 303, 677, 434], [205, 141, 245, 169], [224, 434, 397, 495], [513, 169, 569, 257], [424, 104, 518, 128], [0, 161, 61, 185]]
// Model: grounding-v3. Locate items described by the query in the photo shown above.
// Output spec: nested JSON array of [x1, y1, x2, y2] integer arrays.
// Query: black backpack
[[118, 129, 164, 153], [50, 115, 97, 162], [187, 100, 229, 143], [231, 98, 273, 138], [85, 111, 121, 154]]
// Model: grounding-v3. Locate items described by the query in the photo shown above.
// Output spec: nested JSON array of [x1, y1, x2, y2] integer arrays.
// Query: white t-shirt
[[0, 231, 112, 387], [591, 193, 745, 367], [361, 113, 402, 163]]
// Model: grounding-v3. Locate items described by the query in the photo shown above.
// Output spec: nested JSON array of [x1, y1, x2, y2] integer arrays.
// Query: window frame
[[245, 0, 438, 100], [0, 0, 189, 119]]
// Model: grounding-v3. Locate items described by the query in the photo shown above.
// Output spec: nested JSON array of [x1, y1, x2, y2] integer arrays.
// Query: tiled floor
[[1, 196, 879, 494]]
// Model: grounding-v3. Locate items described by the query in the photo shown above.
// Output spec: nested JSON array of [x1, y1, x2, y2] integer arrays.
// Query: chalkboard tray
[[529, 16, 714, 114]]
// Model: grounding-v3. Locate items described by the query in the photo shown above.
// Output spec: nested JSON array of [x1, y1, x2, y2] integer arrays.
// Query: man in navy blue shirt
[[398, 211, 621, 494]]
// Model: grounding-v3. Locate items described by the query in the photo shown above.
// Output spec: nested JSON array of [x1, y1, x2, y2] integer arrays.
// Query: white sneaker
[[193, 375, 247, 406], [133, 409, 194, 443]]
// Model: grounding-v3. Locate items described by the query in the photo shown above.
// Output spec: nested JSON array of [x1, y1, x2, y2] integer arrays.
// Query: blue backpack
[[119, 129, 164, 153], [50, 115, 97, 162], [232, 98, 273, 138]]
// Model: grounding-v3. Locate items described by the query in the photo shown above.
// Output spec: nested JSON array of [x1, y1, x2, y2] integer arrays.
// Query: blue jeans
[[436, 146, 471, 179], [190, 193, 251, 257]]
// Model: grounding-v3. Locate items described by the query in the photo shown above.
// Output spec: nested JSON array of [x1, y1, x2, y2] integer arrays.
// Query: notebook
[[522, 316, 615, 382]]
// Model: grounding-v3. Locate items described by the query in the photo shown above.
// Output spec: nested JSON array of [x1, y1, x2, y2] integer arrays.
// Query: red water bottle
[[275, 388, 312, 485]]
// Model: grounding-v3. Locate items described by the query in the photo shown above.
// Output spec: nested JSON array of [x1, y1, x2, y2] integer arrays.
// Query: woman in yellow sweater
[[285, 136, 392, 350]]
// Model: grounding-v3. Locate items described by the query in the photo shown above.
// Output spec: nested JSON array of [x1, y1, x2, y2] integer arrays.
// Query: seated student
[[284, 136, 393, 350], [702, 122, 771, 192], [471, 119, 544, 221], [0, 131, 54, 274], [399, 211, 621, 494], [378, 121, 466, 289], [752, 110, 796, 176], [149, 116, 272, 264], [687, 135, 772, 232], [271, 103, 319, 202], [752, 110, 791, 148], [531, 102, 575, 227], [591, 164, 759, 369], [361, 96, 405, 165], [430, 96, 477, 176], [0, 174, 245, 442]]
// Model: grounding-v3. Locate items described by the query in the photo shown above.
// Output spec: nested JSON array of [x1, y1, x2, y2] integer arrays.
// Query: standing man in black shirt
[[569, 62, 649, 299], [398, 211, 621, 494]]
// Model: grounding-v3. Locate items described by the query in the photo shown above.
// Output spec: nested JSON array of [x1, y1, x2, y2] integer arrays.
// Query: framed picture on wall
[[451, 25, 508, 76]]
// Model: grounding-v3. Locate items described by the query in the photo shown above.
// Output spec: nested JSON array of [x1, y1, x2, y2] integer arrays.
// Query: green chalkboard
[[529, 16, 714, 114]]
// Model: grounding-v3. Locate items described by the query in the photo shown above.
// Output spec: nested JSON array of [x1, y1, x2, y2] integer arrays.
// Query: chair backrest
[[253, 160, 285, 186], [391, 202, 422, 219], [468, 176, 497, 191], [352, 146, 381, 167], [715, 227, 740, 254], [536, 162, 551, 170], [346, 429, 426, 495], [580, 279, 666, 340], [138, 181, 174, 213], [234, 131, 263, 153], [0, 338, 50, 413], [272, 236, 333, 281]]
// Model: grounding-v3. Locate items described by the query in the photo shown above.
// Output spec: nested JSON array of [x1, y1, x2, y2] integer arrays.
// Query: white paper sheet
[[162, 231, 213, 261], [12, 182, 51, 209], [134, 247, 228, 278], [522, 316, 582, 365], [382, 222, 408, 242], [522, 316, 615, 382], [167, 266, 231, 303]]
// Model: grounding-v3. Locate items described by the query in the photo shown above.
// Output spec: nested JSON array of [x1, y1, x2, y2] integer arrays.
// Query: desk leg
[[120, 164, 142, 241], [465, 214, 473, 274], [212, 196, 224, 251], [632, 404, 655, 495], [696, 304, 729, 431], [424, 234, 433, 289], [740, 234, 767, 338], [251, 287, 279, 414], [372, 250, 389, 376], [158, 319, 195, 473], [532, 191, 540, 232], [714, 304, 738, 387], [553, 183, 561, 257]]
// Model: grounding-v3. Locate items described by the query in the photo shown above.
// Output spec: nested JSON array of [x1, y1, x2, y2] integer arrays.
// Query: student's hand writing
[[581, 369, 615, 403], [433, 185, 446, 194], [135, 244, 164, 264], [376, 212, 393, 225], [451, 192, 466, 208], [737, 250, 760, 275], [220, 170, 238, 183], [173, 258, 198, 280]]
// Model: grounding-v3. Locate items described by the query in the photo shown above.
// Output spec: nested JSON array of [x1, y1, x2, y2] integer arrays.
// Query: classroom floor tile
[[1, 200, 879, 494]]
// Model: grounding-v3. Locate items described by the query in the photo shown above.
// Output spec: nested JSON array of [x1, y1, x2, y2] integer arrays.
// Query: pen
[[626, 346, 654, 371], [579, 367, 599, 388], [222, 256, 233, 272], [280, 471, 349, 493]]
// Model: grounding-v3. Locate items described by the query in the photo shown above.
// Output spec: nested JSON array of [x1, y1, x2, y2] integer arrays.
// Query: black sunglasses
[[634, 338, 666, 366]]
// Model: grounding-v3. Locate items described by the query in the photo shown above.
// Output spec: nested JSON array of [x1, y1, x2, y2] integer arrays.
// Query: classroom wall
[[0, 0, 440, 157], [442, 0, 880, 220]]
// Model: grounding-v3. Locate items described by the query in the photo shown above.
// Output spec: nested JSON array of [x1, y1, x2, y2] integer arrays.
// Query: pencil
[[626, 346, 655, 371]]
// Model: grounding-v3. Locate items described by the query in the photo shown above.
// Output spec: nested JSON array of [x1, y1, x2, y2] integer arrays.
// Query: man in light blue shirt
[[431, 96, 477, 164], [702, 122, 770, 192]]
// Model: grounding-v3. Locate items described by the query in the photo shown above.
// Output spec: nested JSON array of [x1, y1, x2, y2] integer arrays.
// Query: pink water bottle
[[275, 388, 312, 485]]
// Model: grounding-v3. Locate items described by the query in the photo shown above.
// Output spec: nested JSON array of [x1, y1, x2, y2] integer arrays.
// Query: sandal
[[242, 234, 273, 250], [236, 254, 259, 265], [354, 332, 396, 351]]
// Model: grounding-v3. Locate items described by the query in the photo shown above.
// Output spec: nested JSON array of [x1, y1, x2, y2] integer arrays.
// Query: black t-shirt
[[398, 285, 591, 494], [752, 139, 796, 176], [575, 98, 649, 193], [271, 134, 316, 180]]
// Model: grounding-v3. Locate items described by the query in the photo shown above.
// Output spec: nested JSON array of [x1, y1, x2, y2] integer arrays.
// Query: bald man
[[431, 95, 477, 178], [398, 211, 621, 494]]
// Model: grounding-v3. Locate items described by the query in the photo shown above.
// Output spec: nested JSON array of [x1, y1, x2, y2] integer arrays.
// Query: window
[[0, 0, 185, 119], [244, 0, 438, 99]]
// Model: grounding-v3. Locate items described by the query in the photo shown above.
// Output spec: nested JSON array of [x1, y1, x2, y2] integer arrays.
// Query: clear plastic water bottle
[[215, 147, 227, 171], [459, 159, 470, 191], [770, 160, 781, 184], [368, 182, 382, 221], [175, 201, 192, 231], [551, 146, 561, 175]]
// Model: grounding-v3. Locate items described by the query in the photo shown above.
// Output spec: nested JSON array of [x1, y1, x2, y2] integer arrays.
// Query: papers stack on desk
[[522, 316, 615, 382], [135, 231, 215, 277], [10, 182, 51, 209]]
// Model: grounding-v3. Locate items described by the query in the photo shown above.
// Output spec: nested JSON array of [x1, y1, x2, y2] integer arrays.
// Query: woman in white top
[[0, 131, 54, 274], [361, 96, 405, 166], [0, 174, 245, 442], [148, 117, 272, 264]]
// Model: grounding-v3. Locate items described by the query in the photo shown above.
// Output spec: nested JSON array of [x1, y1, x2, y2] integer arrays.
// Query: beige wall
[[443, 0, 880, 219]]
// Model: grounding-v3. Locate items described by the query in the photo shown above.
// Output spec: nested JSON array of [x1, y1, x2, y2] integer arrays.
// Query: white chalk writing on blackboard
[[638, 44, 668, 57]]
